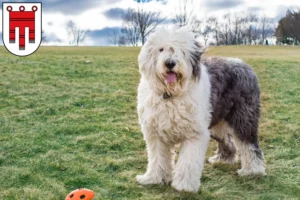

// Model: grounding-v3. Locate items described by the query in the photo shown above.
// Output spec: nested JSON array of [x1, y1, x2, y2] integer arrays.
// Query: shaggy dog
[[136, 27, 266, 193]]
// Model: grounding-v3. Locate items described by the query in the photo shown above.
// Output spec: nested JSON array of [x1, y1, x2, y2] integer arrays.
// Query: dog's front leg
[[137, 135, 175, 185], [172, 130, 210, 192]]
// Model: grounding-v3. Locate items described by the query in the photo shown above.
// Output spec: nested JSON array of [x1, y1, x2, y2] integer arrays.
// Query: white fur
[[233, 136, 266, 176], [137, 28, 211, 192], [227, 57, 244, 64]]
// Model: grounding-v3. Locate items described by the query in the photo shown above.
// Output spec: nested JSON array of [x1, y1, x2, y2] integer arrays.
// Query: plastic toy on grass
[[65, 188, 95, 200]]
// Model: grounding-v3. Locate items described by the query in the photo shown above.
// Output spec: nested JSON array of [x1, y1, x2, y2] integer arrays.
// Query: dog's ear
[[190, 41, 204, 80]]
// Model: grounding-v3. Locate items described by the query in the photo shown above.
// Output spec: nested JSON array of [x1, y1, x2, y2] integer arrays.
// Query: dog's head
[[138, 27, 204, 96]]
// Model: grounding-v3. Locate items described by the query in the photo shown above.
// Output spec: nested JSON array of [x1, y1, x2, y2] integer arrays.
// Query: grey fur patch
[[253, 145, 264, 160], [203, 56, 261, 145], [190, 42, 203, 80]]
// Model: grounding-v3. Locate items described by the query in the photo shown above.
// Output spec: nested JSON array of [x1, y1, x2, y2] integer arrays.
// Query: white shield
[[2, 2, 42, 56]]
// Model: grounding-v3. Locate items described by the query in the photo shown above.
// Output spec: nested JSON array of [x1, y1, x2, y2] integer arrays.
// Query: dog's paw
[[208, 154, 238, 164], [208, 155, 220, 164], [237, 168, 266, 176], [136, 174, 163, 185], [171, 179, 200, 193]]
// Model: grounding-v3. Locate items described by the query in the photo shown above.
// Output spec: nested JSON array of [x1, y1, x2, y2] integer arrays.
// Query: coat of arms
[[2, 2, 42, 56]]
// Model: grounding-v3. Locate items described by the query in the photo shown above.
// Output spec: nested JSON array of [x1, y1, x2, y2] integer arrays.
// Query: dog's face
[[156, 45, 188, 86], [138, 27, 203, 96]]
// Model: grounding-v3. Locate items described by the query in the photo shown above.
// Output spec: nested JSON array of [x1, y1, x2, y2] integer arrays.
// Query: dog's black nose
[[165, 59, 176, 69]]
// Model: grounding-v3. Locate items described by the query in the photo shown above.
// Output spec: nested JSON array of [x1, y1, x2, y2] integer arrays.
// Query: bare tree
[[245, 13, 259, 44], [136, 7, 164, 45], [260, 16, 274, 44], [173, 0, 194, 27], [231, 13, 248, 45], [207, 17, 219, 45], [122, 9, 140, 46], [66, 20, 89, 46], [252, 26, 260, 45], [220, 13, 232, 45], [121, 7, 164, 46], [121, 27, 140, 46], [196, 11, 280, 46], [276, 8, 300, 45], [118, 35, 127, 46], [190, 17, 202, 36], [202, 24, 212, 46], [106, 30, 119, 46], [173, 0, 203, 36], [210, 12, 271, 46]]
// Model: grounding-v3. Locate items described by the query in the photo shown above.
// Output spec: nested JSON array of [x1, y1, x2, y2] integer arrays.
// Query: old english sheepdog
[[136, 27, 266, 192]]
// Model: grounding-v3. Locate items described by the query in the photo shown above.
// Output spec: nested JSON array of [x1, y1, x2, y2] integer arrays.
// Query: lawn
[[0, 45, 299, 200]]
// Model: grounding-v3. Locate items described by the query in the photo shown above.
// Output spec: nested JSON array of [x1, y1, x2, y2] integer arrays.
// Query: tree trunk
[[142, 36, 145, 45]]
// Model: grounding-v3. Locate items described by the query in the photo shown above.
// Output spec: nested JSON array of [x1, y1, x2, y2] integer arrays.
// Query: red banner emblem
[[2, 3, 42, 56]]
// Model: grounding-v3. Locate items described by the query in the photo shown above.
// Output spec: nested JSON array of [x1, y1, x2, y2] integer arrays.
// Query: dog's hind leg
[[208, 121, 238, 164], [227, 108, 266, 176], [232, 136, 266, 176]]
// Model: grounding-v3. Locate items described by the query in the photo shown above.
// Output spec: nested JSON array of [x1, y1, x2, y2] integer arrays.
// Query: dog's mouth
[[166, 71, 177, 84]]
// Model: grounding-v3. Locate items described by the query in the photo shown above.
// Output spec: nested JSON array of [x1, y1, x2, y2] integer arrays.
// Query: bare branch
[[66, 20, 89, 46], [121, 7, 164, 46], [260, 15, 275, 44], [173, 0, 194, 27], [106, 30, 120, 46]]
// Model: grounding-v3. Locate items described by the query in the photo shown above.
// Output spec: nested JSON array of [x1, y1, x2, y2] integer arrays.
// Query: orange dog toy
[[65, 188, 95, 200]]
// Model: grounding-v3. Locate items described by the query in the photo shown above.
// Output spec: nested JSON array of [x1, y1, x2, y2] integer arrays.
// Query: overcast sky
[[0, 0, 299, 46]]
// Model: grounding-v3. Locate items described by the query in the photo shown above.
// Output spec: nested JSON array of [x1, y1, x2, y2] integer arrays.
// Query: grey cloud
[[204, 0, 244, 11], [135, 0, 167, 4], [44, 32, 62, 43], [89, 27, 122, 38], [161, 18, 176, 25], [103, 8, 126, 20], [88, 27, 122, 45], [247, 6, 263, 14]]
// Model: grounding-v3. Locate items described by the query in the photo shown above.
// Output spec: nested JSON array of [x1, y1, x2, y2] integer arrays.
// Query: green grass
[[0, 46, 299, 200]]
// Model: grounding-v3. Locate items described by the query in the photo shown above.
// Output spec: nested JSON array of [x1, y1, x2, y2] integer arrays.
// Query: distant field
[[0, 46, 299, 200]]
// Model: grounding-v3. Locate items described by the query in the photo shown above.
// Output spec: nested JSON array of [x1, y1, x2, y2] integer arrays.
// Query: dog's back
[[202, 56, 260, 136]]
